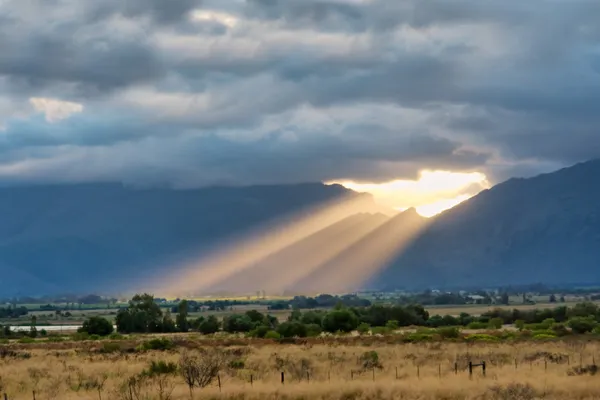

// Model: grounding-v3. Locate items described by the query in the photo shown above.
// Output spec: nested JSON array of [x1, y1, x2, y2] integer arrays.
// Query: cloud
[[0, 0, 598, 190], [29, 98, 84, 123]]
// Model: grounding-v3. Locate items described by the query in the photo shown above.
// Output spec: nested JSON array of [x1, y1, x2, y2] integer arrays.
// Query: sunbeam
[[151, 191, 384, 297]]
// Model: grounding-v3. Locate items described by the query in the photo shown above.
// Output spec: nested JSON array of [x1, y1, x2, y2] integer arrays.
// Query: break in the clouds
[[0, 0, 599, 190]]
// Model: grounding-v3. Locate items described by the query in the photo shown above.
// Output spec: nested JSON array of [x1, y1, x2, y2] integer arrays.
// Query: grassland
[[2, 335, 600, 399]]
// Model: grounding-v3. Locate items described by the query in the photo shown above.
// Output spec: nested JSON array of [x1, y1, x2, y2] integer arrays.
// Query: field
[[9, 300, 598, 329], [2, 336, 600, 399]]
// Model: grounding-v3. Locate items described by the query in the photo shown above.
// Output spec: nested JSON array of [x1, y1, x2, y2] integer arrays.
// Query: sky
[[1, 0, 600, 214]]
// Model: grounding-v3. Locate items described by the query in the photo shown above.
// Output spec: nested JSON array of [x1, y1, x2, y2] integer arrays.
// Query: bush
[[305, 324, 322, 337], [371, 326, 391, 336], [276, 321, 307, 338], [228, 359, 245, 369], [465, 334, 500, 342], [533, 333, 557, 340], [488, 318, 503, 329], [437, 327, 460, 339], [145, 360, 178, 376], [198, 316, 220, 335], [385, 320, 399, 330], [140, 338, 174, 351], [100, 342, 121, 353], [322, 309, 359, 333], [79, 316, 114, 336], [514, 320, 525, 330], [402, 333, 433, 343], [467, 322, 488, 330], [568, 317, 597, 334], [357, 323, 370, 335], [359, 351, 382, 369], [264, 330, 281, 339]]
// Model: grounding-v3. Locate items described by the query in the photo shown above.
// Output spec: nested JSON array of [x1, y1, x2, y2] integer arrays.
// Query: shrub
[[140, 338, 174, 351], [465, 334, 500, 342], [72, 332, 90, 341], [198, 316, 220, 335], [144, 360, 178, 376], [18, 337, 35, 344], [357, 323, 370, 335], [437, 326, 460, 339], [248, 325, 270, 338], [108, 333, 125, 340], [488, 318, 503, 329], [359, 351, 382, 369], [551, 323, 569, 336], [371, 326, 391, 336], [568, 317, 597, 334], [264, 330, 281, 339], [385, 320, 399, 330], [100, 342, 121, 353], [305, 324, 322, 337], [321, 309, 359, 333], [514, 320, 525, 330], [467, 322, 488, 330], [402, 333, 433, 343], [228, 359, 245, 369], [79, 316, 114, 336], [533, 333, 557, 340], [276, 321, 307, 338]]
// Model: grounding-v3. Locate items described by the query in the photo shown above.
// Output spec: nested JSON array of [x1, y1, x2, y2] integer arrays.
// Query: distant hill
[[3, 159, 600, 296], [373, 159, 600, 289], [0, 182, 382, 295]]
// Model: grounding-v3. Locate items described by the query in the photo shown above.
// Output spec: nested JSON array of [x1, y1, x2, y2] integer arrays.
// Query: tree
[[222, 315, 254, 333], [198, 316, 220, 335], [79, 316, 114, 336], [500, 292, 509, 305], [116, 294, 165, 333], [276, 321, 307, 338], [549, 294, 557, 303], [322, 309, 359, 333], [176, 300, 190, 332], [568, 317, 597, 334]]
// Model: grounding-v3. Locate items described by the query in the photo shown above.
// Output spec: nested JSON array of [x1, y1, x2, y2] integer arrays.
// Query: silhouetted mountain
[[374, 159, 600, 289], [0, 182, 382, 295]]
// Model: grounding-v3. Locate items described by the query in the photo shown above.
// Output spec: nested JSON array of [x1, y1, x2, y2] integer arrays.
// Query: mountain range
[[1, 159, 599, 296]]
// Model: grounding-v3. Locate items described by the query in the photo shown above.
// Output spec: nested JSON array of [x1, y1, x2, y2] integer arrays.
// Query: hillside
[[374, 159, 600, 289], [0, 182, 382, 295]]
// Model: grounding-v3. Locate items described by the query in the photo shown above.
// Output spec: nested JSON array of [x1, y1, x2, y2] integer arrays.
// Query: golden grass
[[2, 338, 600, 399]]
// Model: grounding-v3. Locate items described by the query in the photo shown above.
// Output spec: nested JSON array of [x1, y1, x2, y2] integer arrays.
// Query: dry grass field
[[2, 337, 600, 399]]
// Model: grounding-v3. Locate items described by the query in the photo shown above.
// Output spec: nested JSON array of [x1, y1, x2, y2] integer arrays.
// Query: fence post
[[482, 361, 486, 377], [351, 371, 353, 380], [395, 366, 398, 379], [307, 371, 310, 383], [33, 391, 36, 400], [281, 372, 285, 385], [372, 368, 375, 381], [468, 362, 473, 379], [545, 360, 547, 372], [455, 362, 458, 375], [580, 353, 583, 366], [515, 359, 518, 369], [250, 374, 253, 387], [328, 370, 330, 383], [3, 393, 7, 400], [417, 366, 420, 379], [438, 364, 441, 379], [218, 375, 222, 392]]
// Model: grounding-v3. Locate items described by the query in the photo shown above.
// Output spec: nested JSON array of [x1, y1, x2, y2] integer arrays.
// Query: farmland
[[1, 336, 600, 399]]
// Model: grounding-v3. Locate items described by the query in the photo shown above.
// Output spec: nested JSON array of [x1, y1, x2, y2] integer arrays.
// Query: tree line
[[75, 293, 600, 338]]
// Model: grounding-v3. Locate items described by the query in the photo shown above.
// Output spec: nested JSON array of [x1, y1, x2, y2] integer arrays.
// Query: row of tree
[[77, 293, 600, 338]]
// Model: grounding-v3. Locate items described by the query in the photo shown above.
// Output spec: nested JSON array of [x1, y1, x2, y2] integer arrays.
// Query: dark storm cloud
[[86, 0, 203, 25], [0, 0, 599, 187]]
